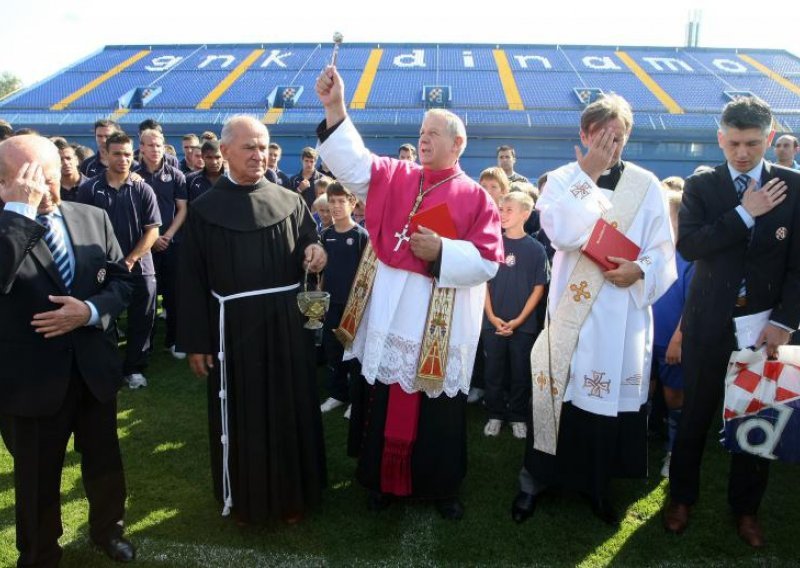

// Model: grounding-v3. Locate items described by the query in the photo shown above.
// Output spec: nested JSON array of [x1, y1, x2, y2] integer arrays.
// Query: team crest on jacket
[[505, 253, 516, 267], [346, 238, 354, 245], [161, 173, 173, 183], [96, 268, 107, 284], [776, 226, 788, 241]]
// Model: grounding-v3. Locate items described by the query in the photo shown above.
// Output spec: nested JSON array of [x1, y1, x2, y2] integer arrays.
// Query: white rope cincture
[[211, 282, 301, 517]]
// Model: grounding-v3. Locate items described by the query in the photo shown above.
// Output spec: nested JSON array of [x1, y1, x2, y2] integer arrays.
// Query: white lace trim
[[347, 328, 476, 398]]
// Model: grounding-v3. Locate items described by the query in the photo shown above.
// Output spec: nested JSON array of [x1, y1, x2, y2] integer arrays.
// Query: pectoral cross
[[394, 224, 411, 252]]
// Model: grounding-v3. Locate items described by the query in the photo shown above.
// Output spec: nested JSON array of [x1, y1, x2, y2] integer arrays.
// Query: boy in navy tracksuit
[[483, 191, 549, 439], [319, 182, 369, 415]]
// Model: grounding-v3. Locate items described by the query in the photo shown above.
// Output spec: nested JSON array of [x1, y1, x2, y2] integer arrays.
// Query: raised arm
[[536, 163, 612, 251], [0, 162, 46, 293], [316, 65, 347, 129], [315, 66, 372, 200]]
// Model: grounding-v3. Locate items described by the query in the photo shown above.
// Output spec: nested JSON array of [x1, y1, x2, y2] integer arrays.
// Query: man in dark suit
[[663, 97, 800, 547], [0, 135, 136, 565]]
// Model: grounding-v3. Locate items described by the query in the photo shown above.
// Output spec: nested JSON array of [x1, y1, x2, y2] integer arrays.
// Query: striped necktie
[[734, 174, 750, 200], [733, 174, 756, 300], [37, 213, 73, 291]]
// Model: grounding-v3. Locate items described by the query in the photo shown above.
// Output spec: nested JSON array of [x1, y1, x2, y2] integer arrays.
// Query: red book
[[582, 219, 640, 271], [409, 202, 458, 239]]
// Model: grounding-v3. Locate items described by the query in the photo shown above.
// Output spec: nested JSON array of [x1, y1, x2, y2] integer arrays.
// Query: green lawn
[[1, 344, 798, 567]]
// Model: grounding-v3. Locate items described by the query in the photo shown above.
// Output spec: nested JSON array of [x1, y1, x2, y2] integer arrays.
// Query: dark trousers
[[152, 244, 178, 348], [0, 413, 14, 454], [124, 273, 157, 375], [670, 329, 770, 515], [482, 329, 535, 422], [323, 303, 356, 402], [9, 372, 126, 567], [471, 337, 485, 390]]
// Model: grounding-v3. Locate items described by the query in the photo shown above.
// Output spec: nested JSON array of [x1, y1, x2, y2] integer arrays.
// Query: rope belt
[[211, 282, 300, 516]]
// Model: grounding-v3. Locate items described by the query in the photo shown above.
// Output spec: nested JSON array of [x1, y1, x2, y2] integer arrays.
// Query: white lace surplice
[[345, 257, 488, 397]]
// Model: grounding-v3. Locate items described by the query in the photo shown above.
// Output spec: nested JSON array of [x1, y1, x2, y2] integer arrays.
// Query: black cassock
[[177, 176, 326, 522], [348, 382, 468, 499]]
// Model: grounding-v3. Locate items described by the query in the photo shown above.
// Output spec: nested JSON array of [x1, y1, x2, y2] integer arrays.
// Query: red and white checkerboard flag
[[724, 347, 800, 420]]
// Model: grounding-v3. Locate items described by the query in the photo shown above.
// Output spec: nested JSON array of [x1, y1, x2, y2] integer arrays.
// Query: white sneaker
[[661, 452, 672, 478], [483, 419, 502, 437], [511, 422, 527, 439], [320, 397, 345, 413], [169, 345, 186, 360], [467, 387, 484, 404], [343, 404, 352, 420], [126, 373, 148, 389]]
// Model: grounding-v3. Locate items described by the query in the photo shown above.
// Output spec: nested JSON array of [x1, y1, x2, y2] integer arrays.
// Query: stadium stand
[[2, 43, 798, 178]]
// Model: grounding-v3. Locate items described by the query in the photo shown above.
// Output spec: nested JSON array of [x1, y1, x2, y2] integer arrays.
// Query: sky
[[3, 0, 800, 86]]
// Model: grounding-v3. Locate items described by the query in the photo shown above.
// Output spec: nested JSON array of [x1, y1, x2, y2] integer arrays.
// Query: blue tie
[[37, 214, 73, 291], [734, 174, 750, 200]]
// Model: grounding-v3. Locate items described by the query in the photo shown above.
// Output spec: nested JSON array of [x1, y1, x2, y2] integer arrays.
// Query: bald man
[[774, 134, 800, 170], [176, 115, 328, 523], [0, 135, 135, 565]]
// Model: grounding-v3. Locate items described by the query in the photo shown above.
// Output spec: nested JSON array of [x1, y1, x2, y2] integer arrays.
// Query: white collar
[[39, 205, 63, 219], [727, 160, 764, 183]]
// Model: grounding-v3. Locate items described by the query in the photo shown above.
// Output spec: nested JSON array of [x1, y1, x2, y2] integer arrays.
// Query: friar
[[177, 115, 327, 524]]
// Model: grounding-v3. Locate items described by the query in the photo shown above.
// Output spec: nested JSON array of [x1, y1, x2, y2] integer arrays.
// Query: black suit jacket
[[678, 162, 800, 340], [0, 201, 132, 417]]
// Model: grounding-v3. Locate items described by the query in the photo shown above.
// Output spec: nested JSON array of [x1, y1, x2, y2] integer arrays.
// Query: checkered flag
[[722, 347, 800, 462], [724, 349, 800, 420]]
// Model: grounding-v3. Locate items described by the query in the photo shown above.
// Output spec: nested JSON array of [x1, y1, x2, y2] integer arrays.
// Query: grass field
[[1, 342, 798, 567]]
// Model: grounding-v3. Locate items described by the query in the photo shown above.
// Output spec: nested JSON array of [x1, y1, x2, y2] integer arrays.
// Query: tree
[[0, 72, 22, 99]]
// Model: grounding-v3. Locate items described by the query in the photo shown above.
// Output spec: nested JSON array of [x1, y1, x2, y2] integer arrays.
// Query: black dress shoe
[[588, 497, 619, 527], [435, 498, 464, 520], [511, 491, 538, 524], [367, 491, 394, 512], [94, 536, 136, 563]]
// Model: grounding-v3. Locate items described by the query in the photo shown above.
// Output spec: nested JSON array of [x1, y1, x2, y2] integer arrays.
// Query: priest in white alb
[[511, 95, 676, 526], [315, 65, 503, 519]]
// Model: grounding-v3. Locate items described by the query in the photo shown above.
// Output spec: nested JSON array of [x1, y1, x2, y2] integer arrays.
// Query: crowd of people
[[0, 65, 798, 566]]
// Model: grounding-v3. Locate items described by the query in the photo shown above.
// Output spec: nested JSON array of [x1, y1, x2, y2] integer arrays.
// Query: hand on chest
[[750, 199, 794, 252]]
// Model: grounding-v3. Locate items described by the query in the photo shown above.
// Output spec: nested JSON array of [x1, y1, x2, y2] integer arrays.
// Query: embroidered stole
[[334, 243, 455, 394], [334, 242, 378, 347], [530, 164, 651, 455]]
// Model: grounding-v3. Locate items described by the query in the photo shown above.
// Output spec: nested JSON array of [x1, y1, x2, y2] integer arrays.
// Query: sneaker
[[511, 422, 527, 439], [126, 373, 148, 389], [467, 387, 484, 404], [483, 419, 502, 437], [320, 397, 345, 413], [343, 404, 352, 420], [168, 345, 186, 360], [661, 452, 672, 478]]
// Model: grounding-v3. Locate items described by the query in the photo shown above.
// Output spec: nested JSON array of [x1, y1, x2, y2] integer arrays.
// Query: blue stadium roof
[[2, 42, 798, 133]]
